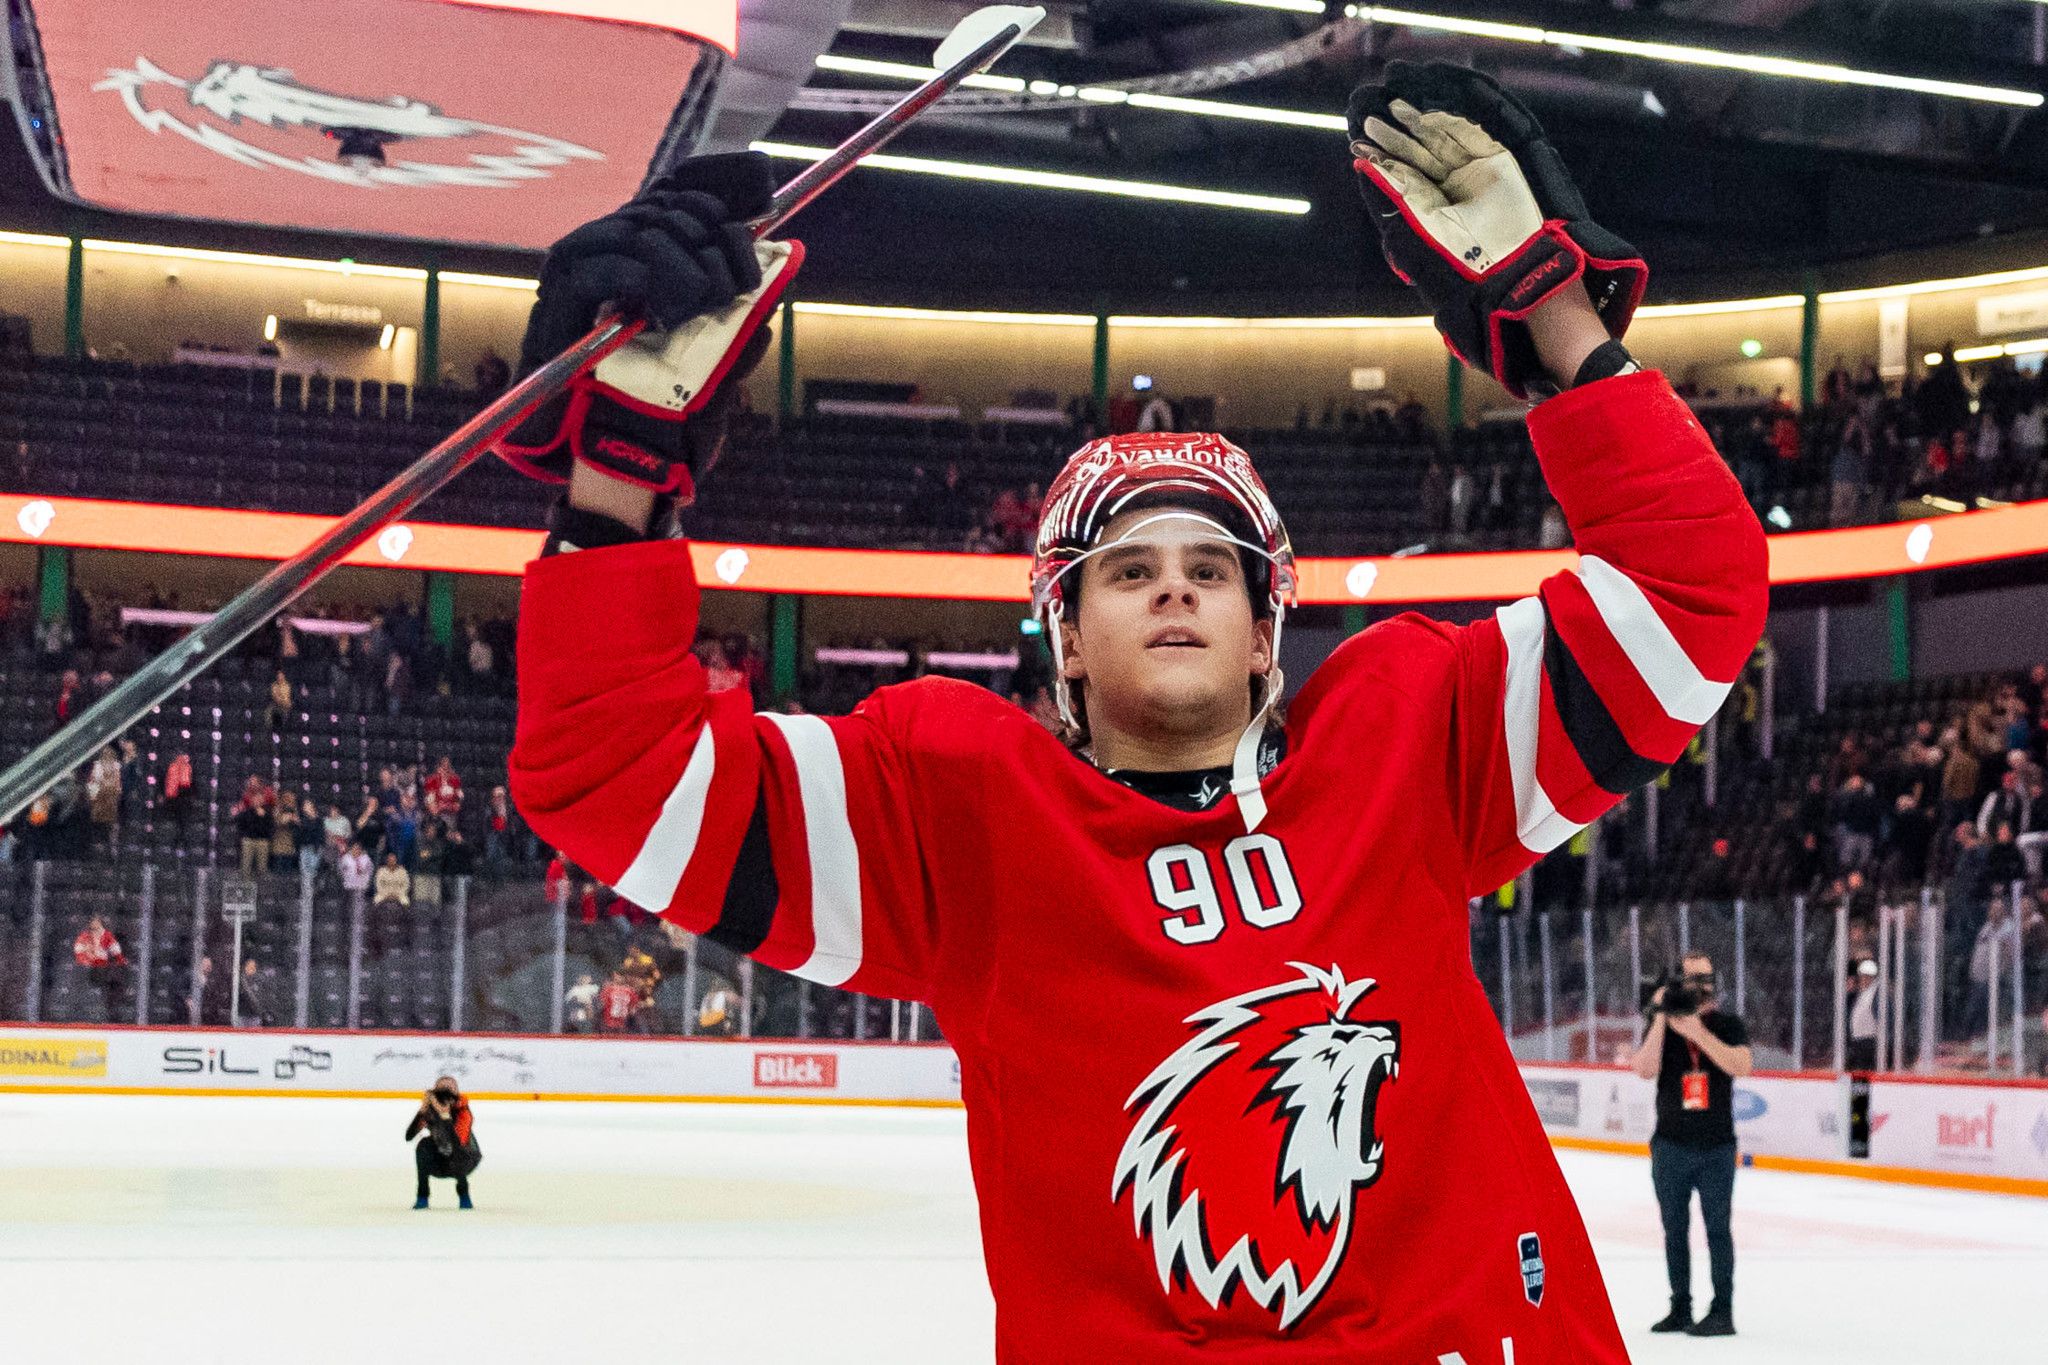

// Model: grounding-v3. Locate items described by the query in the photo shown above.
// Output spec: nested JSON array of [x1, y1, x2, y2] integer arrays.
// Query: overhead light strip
[[1348, 5, 2043, 108], [750, 141, 1311, 215], [438, 270, 539, 290], [795, 301, 1095, 326], [814, 54, 1346, 132], [81, 239, 429, 280], [1822, 263, 2048, 303], [0, 229, 70, 249], [1925, 337, 2048, 365]]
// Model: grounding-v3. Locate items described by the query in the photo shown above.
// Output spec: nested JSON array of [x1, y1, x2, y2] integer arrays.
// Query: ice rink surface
[[0, 1093, 2038, 1363]]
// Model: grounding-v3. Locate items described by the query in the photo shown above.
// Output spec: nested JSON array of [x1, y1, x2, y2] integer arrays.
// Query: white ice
[[0, 1093, 2038, 1363]]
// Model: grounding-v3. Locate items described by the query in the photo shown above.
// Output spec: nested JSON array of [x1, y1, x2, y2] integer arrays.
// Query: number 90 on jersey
[[1146, 834, 1302, 946]]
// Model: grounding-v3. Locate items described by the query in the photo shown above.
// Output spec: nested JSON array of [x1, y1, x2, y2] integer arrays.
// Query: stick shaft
[[0, 21, 1029, 827], [757, 20, 1027, 229]]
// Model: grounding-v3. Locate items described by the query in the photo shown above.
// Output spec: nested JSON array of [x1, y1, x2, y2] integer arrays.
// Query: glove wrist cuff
[[540, 495, 673, 557]]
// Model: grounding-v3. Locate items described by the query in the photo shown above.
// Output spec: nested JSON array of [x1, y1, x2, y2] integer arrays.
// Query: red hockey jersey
[[511, 371, 1769, 1363]]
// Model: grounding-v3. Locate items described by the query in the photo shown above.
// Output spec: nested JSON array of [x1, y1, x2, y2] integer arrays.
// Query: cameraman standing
[[1629, 952, 1753, 1338], [405, 1075, 481, 1210]]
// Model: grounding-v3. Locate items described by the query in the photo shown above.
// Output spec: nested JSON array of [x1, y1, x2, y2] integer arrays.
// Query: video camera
[[1640, 966, 1716, 1019]]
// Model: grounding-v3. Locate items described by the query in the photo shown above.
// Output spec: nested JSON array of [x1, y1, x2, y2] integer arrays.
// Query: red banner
[[31, 0, 715, 248]]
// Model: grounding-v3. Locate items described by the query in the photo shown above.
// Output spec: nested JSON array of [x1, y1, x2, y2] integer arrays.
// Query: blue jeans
[[1650, 1137, 1736, 1309]]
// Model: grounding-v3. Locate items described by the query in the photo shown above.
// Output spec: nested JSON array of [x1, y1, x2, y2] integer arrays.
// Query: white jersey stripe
[[1577, 555, 1733, 726], [612, 724, 717, 912], [1494, 597, 1588, 856], [762, 713, 865, 987]]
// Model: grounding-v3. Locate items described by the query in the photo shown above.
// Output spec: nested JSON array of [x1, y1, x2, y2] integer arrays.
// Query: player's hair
[[1054, 531, 1279, 754]]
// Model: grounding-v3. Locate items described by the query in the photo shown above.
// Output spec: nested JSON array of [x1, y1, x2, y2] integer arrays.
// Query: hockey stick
[[0, 5, 1044, 826]]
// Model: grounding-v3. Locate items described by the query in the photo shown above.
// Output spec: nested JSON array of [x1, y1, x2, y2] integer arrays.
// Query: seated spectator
[[483, 786, 517, 869], [72, 913, 126, 1019]]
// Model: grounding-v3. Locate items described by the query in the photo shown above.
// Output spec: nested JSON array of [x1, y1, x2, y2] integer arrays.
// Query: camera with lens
[[1640, 969, 1710, 1019]]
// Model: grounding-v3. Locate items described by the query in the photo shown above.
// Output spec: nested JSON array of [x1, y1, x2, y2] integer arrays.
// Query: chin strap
[[1229, 603, 1287, 833]]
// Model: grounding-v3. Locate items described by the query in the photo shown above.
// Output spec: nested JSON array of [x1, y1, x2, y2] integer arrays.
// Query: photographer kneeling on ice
[[406, 1075, 481, 1210], [1630, 952, 1752, 1338]]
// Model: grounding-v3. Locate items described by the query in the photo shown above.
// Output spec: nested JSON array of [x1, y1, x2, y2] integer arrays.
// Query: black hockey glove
[[499, 151, 801, 504], [1347, 62, 1646, 399]]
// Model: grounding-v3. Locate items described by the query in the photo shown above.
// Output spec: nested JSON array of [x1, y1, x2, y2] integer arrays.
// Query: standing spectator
[[463, 622, 494, 694], [329, 631, 361, 710], [322, 803, 353, 865], [1984, 820, 2028, 895], [2013, 397, 2045, 471], [236, 957, 274, 1028], [387, 792, 422, 870], [54, 669, 80, 725], [564, 973, 599, 1032], [269, 795, 299, 874], [483, 786, 516, 870], [1845, 959, 1881, 1072], [116, 739, 144, 833], [1965, 900, 2015, 1035], [294, 796, 324, 878], [1938, 727, 1981, 836], [440, 827, 474, 880], [234, 790, 274, 876], [597, 972, 637, 1033], [371, 853, 412, 953], [355, 794, 387, 860], [85, 746, 121, 855], [1882, 792, 1935, 885], [339, 839, 374, 901], [161, 752, 193, 834], [189, 954, 229, 1027], [265, 669, 294, 734], [543, 851, 569, 907], [71, 914, 127, 1019], [424, 755, 462, 818], [1446, 463, 1476, 536], [1828, 773, 1882, 870]]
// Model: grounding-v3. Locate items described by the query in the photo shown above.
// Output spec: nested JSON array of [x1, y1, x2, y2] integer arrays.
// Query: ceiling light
[[1346, 5, 2043, 108], [816, 53, 1026, 92], [1211, 0, 1325, 12], [378, 323, 396, 350], [263, 314, 278, 342], [751, 141, 1310, 215], [1926, 338, 2047, 365], [814, 54, 1343, 131]]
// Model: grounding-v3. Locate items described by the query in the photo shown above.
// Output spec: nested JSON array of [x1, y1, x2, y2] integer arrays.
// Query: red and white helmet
[[1030, 432, 1297, 624], [1030, 433, 1297, 831]]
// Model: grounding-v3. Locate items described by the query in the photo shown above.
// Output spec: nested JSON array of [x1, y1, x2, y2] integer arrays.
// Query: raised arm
[[504, 153, 938, 1003], [1344, 62, 1769, 897]]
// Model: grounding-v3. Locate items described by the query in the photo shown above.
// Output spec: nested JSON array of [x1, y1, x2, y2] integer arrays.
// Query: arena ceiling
[[6, 0, 2048, 312]]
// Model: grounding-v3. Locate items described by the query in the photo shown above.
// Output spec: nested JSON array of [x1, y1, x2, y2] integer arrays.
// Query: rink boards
[[1522, 1062, 2048, 1196], [3, 1026, 2043, 1193], [0, 1025, 961, 1105]]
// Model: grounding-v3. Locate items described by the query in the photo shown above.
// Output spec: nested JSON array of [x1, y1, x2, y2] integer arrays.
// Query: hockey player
[[505, 64, 1766, 1363]]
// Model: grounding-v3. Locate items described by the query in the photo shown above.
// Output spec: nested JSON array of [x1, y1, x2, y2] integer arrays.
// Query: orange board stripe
[[0, 492, 2039, 604]]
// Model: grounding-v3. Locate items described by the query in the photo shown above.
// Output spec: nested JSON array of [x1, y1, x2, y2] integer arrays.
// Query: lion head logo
[[1112, 963, 1400, 1331]]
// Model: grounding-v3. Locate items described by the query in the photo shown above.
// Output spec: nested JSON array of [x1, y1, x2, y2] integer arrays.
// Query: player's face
[[1063, 507, 1272, 747]]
